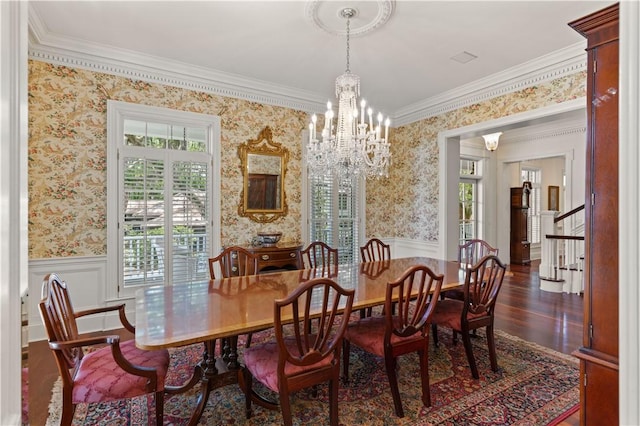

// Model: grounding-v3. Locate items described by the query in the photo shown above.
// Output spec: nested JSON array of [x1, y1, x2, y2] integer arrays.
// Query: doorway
[[438, 99, 586, 263]]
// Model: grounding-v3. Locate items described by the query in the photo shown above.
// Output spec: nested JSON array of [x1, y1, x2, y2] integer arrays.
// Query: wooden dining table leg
[[162, 339, 237, 425], [164, 340, 214, 395]]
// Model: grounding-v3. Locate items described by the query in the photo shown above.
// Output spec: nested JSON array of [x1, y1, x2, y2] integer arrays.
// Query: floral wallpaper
[[28, 60, 307, 258], [365, 72, 587, 241], [28, 59, 585, 259]]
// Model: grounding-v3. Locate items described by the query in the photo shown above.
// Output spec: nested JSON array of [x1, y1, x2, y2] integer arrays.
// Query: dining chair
[[431, 254, 507, 379], [209, 246, 260, 350], [342, 264, 444, 417], [359, 238, 392, 317], [242, 277, 355, 426], [360, 237, 391, 262], [38, 273, 170, 426], [298, 241, 339, 277], [208, 245, 259, 279], [441, 239, 499, 301]]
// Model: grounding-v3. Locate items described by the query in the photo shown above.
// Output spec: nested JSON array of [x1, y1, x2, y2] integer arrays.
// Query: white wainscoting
[[28, 256, 137, 342], [388, 238, 443, 260]]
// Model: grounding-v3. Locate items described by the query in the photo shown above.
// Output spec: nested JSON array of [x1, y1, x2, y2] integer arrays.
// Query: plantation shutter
[[308, 175, 360, 264], [121, 119, 212, 290], [337, 178, 359, 264], [309, 175, 334, 246], [122, 156, 166, 287], [171, 160, 211, 285]]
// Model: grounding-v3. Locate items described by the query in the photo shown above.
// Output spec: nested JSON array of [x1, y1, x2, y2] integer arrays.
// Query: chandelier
[[307, 8, 391, 180]]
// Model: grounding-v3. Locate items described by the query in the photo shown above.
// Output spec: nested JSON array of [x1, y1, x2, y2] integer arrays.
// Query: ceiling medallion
[[304, 0, 395, 37]]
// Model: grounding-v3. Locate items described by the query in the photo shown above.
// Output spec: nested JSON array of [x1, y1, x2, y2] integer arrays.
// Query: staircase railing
[[539, 205, 585, 294]]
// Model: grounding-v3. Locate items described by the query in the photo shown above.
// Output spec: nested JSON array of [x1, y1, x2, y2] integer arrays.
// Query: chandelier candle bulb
[[311, 114, 317, 140], [385, 118, 390, 142], [360, 100, 366, 125]]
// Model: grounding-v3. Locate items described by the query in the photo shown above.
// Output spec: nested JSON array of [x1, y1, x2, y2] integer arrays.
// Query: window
[[459, 158, 481, 245], [521, 167, 541, 244], [306, 174, 362, 265], [107, 101, 220, 297]]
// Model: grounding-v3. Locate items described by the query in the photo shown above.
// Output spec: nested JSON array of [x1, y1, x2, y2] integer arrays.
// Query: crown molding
[[27, 4, 326, 113], [392, 42, 588, 126], [29, 43, 328, 113], [501, 124, 586, 146], [28, 3, 587, 126]]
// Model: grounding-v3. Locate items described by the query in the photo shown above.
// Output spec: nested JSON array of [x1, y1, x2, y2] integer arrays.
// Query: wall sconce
[[482, 132, 502, 152]]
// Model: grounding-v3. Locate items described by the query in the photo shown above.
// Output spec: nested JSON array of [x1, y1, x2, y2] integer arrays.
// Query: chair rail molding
[[28, 256, 133, 341], [388, 238, 440, 260]]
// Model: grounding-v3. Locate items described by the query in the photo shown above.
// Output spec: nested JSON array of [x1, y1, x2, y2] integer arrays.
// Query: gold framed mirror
[[238, 126, 289, 223]]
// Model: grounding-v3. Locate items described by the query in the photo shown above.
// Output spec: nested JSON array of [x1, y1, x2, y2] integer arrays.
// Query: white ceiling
[[28, 0, 614, 120]]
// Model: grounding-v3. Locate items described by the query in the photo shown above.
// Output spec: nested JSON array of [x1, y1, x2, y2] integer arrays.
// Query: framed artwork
[[548, 185, 560, 211]]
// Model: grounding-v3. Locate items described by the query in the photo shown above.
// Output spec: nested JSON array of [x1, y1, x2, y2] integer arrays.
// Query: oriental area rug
[[46, 328, 579, 425]]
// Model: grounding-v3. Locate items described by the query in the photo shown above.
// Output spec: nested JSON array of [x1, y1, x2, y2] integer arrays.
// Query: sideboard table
[[242, 243, 302, 274]]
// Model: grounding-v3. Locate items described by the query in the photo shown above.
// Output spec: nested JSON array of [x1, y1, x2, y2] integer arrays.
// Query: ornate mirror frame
[[238, 126, 289, 223]]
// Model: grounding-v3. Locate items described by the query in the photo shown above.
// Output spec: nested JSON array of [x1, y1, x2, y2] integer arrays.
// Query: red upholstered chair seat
[[73, 340, 170, 404], [344, 316, 424, 356], [39, 273, 170, 425], [431, 255, 507, 380], [243, 337, 334, 393], [430, 299, 486, 331], [342, 265, 444, 418], [242, 278, 354, 426]]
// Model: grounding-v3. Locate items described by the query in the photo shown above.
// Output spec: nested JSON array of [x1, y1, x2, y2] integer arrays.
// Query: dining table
[[135, 256, 466, 425]]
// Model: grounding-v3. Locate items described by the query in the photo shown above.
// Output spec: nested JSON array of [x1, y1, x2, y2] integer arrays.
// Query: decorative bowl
[[258, 232, 282, 246]]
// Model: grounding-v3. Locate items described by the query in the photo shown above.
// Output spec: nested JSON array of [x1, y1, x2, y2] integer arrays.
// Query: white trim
[[106, 100, 221, 299], [439, 99, 587, 264], [27, 5, 588, 124], [27, 3, 325, 114], [392, 43, 586, 125], [28, 256, 116, 342], [0, 2, 28, 423], [388, 238, 440, 259], [619, 2, 640, 424]]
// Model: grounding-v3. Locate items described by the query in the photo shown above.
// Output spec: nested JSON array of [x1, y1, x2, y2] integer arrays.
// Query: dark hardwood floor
[[25, 260, 582, 425]]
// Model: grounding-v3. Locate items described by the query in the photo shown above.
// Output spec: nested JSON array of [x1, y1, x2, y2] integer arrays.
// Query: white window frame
[[459, 157, 484, 244], [521, 167, 542, 244], [106, 101, 221, 300], [459, 177, 478, 243]]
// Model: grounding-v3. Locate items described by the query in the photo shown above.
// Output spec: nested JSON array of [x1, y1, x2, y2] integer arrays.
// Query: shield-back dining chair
[[360, 238, 391, 263], [441, 239, 499, 301], [209, 246, 261, 350], [39, 273, 170, 426], [359, 238, 392, 317], [298, 241, 339, 277], [342, 264, 444, 417], [431, 254, 507, 379], [242, 277, 355, 426]]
